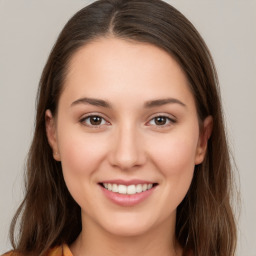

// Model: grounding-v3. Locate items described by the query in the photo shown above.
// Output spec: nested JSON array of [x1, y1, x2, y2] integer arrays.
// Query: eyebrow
[[71, 97, 112, 108], [144, 98, 186, 108], [70, 97, 186, 109]]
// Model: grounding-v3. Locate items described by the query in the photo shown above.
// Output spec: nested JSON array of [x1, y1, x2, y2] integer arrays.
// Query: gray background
[[0, 0, 255, 255]]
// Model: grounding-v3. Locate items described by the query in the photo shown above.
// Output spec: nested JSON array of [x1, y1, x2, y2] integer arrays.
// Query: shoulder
[[47, 244, 73, 256], [1, 252, 21, 256], [1, 252, 20, 256], [1, 244, 73, 256]]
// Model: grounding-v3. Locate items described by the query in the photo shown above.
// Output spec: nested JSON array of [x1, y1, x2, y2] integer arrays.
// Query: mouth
[[99, 183, 158, 195], [99, 182, 158, 195], [98, 179, 159, 206]]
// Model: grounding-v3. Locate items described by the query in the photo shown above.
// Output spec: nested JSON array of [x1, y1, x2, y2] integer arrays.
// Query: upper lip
[[99, 179, 157, 186]]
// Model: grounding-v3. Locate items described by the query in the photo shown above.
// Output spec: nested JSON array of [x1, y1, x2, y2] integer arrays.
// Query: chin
[[98, 212, 165, 237], [104, 222, 151, 237]]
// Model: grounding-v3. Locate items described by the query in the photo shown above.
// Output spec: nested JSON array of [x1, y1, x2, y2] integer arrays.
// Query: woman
[[4, 0, 237, 255]]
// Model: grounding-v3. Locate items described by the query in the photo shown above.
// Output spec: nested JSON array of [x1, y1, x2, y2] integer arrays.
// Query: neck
[[70, 214, 182, 256]]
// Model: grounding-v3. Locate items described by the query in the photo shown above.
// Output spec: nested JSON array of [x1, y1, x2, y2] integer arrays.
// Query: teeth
[[136, 184, 142, 193], [142, 184, 147, 191], [127, 185, 136, 195], [147, 184, 153, 189], [112, 184, 118, 192], [102, 183, 154, 194], [118, 185, 127, 194]]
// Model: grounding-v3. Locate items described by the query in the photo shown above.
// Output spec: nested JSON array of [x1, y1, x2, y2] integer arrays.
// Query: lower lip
[[100, 185, 156, 207]]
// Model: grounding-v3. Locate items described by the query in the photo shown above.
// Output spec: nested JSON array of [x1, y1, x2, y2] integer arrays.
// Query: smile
[[99, 181, 158, 207], [102, 183, 154, 195]]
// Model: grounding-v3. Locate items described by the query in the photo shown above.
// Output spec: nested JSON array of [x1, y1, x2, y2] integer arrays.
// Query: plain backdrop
[[0, 0, 255, 255]]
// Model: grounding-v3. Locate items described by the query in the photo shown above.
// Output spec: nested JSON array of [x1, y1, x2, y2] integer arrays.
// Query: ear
[[45, 109, 61, 161], [195, 116, 213, 165]]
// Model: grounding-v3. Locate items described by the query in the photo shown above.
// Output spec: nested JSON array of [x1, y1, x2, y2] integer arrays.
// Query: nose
[[108, 124, 146, 170]]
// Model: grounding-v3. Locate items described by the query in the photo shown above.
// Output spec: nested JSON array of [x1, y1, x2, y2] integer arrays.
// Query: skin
[[46, 37, 212, 256]]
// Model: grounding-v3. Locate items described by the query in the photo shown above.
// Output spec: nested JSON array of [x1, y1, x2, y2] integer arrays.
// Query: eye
[[80, 115, 109, 127], [148, 115, 175, 127]]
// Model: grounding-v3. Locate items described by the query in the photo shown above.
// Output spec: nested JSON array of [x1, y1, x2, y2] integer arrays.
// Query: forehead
[[67, 36, 186, 80], [61, 37, 195, 109]]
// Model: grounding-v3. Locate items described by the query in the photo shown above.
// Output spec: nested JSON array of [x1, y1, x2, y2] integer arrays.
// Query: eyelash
[[80, 114, 110, 128], [79, 114, 176, 128], [147, 115, 176, 127]]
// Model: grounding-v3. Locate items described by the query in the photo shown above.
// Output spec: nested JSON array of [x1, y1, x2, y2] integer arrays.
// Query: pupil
[[90, 116, 101, 125], [155, 116, 166, 125]]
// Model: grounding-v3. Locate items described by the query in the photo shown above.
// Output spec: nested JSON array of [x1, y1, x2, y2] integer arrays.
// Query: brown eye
[[154, 116, 168, 125], [81, 115, 108, 127], [89, 116, 102, 125], [148, 115, 175, 127]]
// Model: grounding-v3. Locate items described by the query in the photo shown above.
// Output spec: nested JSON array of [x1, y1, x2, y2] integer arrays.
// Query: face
[[46, 37, 212, 237]]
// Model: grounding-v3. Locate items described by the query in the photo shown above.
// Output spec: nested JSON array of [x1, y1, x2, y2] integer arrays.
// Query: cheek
[[57, 130, 109, 195], [165, 139, 196, 172], [151, 133, 198, 174], [138, 130, 199, 221], [57, 132, 109, 210], [149, 131, 198, 201], [58, 131, 107, 174]]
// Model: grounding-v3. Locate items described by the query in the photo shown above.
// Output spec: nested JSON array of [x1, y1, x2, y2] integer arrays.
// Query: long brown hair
[[10, 0, 237, 255]]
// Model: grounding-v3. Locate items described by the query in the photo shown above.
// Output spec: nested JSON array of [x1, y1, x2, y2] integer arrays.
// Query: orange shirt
[[2, 244, 73, 256]]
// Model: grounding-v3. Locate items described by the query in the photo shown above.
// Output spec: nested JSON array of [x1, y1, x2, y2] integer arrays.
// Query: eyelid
[[79, 113, 111, 128], [78, 112, 176, 129], [146, 113, 177, 127]]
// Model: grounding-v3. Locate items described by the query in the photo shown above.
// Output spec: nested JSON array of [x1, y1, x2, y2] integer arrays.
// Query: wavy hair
[[10, 0, 237, 255]]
